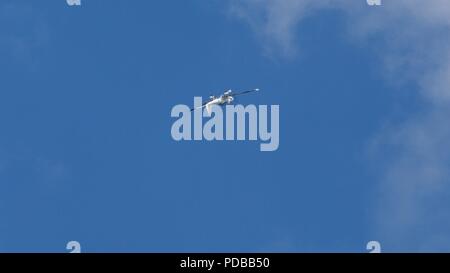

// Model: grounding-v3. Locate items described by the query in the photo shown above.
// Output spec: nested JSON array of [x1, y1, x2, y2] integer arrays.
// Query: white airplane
[[191, 88, 260, 114]]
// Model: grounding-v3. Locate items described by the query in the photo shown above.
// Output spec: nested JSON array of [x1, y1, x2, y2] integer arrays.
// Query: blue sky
[[1, 0, 450, 252]]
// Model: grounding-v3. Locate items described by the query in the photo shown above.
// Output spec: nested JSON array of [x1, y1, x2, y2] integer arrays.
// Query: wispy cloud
[[345, 0, 450, 251], [230, 0, 450, 251], [229, 0, 335, 58]]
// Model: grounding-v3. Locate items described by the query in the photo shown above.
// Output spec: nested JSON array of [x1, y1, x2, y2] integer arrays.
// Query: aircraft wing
[[232, 88, 259, 97], [190, 105, 204, 112], [190, 98, 212, 111], [190, 103, 213, 114]]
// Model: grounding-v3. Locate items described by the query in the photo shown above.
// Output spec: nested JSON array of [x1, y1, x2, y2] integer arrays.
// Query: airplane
[[190, 88, 260, 114]]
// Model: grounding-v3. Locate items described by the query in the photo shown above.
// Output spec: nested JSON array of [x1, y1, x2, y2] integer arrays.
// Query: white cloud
[[230, 0, 450, 251], [347, 1, 450, 251], [229, 0, 335, 58]]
